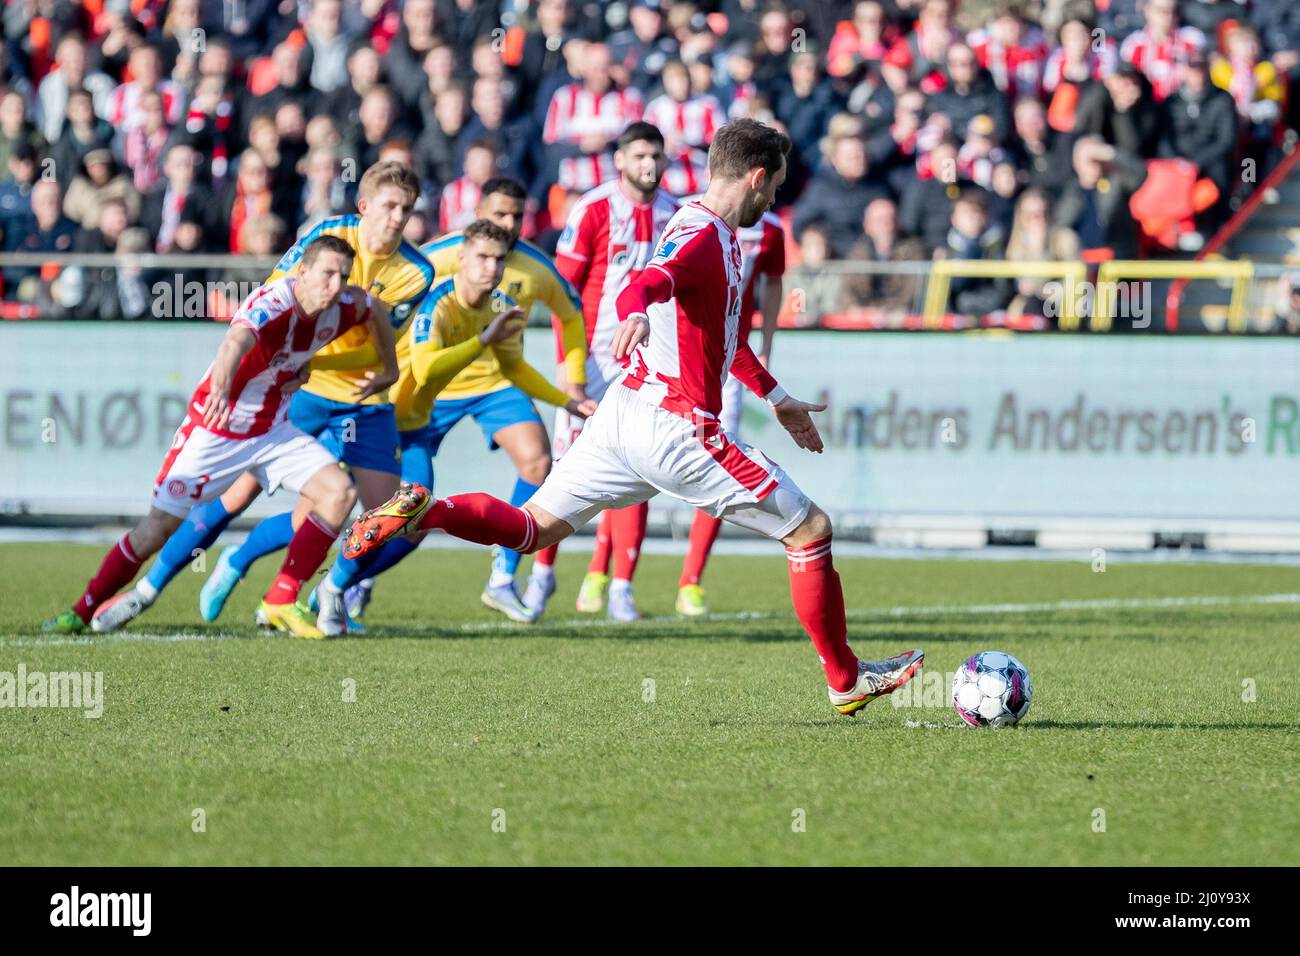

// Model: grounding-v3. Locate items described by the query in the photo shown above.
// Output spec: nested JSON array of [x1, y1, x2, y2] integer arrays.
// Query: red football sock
[[587, 510, 612, 575], [679, 510, 723, 587], [786, 536, 859, 693], [72, 534, 144, 623], [266, 513, 338, 605], [534, 543, 558, 568], [418, 493, 538, 552], [610, 502, 648, 581]]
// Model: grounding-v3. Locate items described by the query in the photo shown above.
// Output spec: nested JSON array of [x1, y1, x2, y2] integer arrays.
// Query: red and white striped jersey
[[1042, 44, 1117, 91], [736, 211, 786, 328], [438, 176, 482, 234], [617, 201, 779, 422], [542, 83, 644, 145], [967, 27, 1051, 100], [190, 278, 373, 439], [1119, 27, 1206, 101], [642, 93, 725, 151], [107, 80, 184, 133], [557, 151, 618, 192], [660, 148, 710, 198], [555, 180, 679, 379]]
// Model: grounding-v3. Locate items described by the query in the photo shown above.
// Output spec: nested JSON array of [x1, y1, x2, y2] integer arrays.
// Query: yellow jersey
[[391, 276, 571, 433], [269, 214, 435, 405], [420, 233, 587, 401]]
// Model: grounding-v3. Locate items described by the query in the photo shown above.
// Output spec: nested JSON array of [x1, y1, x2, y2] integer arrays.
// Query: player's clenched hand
[[201, 389, 232, 432], [353, 367, 399, 402], [281, 364, 311, 396], [479, 306, 526, 346], [773, 395, 828, 453], [612, 313, 649, 362], [565, 397, 598, 419]]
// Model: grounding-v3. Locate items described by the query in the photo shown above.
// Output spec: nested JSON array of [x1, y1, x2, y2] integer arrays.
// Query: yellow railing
[[922, 260, 1089, 329], [923, 259, 1256, 331], [1097, 259, 1253, 333]]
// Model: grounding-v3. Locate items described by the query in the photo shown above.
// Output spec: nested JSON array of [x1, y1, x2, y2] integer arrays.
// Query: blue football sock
[[492, 477, 541, 579], [330, 537, 418, 592], [230, 511, 296, 575], [144, 499, 233, 594]]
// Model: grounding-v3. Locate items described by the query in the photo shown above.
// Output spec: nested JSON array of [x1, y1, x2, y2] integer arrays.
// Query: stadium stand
[[0, 0, 1296, 330]]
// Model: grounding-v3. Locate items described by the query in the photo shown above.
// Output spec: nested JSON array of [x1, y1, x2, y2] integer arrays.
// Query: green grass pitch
[[1, 541, 1297, 866]]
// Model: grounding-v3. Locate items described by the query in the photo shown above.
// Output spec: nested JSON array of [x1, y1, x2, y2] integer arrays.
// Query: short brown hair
[[462, 219, 513, 247], [300, 234, 356, 269], [358, 159, 420, 205], [707, 119, 790, 181]]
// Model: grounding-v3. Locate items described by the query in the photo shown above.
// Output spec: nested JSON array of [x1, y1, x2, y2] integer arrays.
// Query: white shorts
[[551, 352, 623, 459], [532, 384, 812, 541], [152, 416, 338, 518]]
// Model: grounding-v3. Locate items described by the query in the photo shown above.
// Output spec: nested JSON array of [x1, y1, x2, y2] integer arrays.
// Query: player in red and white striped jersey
[[43, 237, 398, 639], [543, 43, 644, 192], [346, 120, 924, 717], [675, 207, 785, 616], [522, 122, 678, 623], [1118, 1, 1205, 102]]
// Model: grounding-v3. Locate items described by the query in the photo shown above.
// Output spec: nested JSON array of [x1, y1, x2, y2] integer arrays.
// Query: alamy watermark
[[0, 663, 102, 718]]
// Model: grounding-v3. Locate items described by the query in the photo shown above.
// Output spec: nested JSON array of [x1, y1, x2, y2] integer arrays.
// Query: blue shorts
[[399, 387, 543, 489], [289, 390, 402, 475]]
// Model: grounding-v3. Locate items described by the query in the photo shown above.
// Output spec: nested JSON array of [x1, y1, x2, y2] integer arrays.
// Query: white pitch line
[[4, 592, 1296, 644], [430, 591, 1300, 633]]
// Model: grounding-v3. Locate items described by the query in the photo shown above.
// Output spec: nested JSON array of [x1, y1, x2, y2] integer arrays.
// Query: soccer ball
[[951, 651, 1032, 728]]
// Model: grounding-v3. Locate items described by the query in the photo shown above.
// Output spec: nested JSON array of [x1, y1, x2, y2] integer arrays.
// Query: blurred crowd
[[0, 0, 1297, 321]]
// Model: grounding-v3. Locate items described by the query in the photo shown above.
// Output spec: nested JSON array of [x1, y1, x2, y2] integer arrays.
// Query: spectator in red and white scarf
[[106, 44, 183, 136], [121, 90, 171, 194], [968, 3, 1051, 101], [1119, 0, 1206, 101]]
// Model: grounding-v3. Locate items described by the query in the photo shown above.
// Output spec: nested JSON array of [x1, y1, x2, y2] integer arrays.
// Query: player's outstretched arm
[[493, 309, 597, 418], [203, 325, 258, 431]]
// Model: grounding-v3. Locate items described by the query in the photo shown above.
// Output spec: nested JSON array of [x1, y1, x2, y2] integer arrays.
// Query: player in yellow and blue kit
[[326, 177, 594, 625], [114, 162, 433, 634], [313, 217, 596, 629]]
